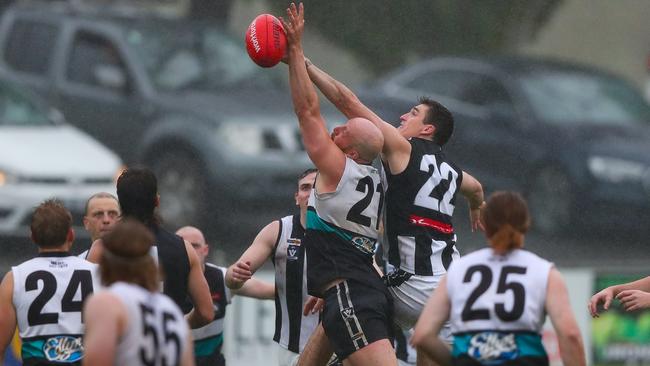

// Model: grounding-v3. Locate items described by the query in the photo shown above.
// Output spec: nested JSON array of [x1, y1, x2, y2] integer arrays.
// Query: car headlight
[[587, 156, 647, 183], [0, 168, 18, 187]]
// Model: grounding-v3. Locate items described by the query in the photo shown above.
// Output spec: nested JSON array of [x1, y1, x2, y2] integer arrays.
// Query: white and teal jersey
[[307, 157, 382, 255], [446, 248, 552, 365], [12, 252, 100, 364], [305, 157, 385, 296], [108, 282, 189, 366]]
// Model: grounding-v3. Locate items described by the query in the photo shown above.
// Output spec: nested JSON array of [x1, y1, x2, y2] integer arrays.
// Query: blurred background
[[1, 0, 650, 365]]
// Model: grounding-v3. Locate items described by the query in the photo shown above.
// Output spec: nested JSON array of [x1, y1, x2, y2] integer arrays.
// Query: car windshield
[[518, 70, 650, 125], [122, 20, 281, 92], [0, 83, 52, 126]]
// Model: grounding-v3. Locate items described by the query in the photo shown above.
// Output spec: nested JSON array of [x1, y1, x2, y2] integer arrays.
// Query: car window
[[122, 21, 279, 92], [458, 76, 513, 108], [4, 19, 58, 75], [66, 32, 129, 93], [519, 70, 650, 125], [0, 83, 51, 126], [404, 69, 481, 100]]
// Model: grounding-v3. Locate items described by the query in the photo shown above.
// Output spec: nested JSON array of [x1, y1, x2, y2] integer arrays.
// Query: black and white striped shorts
[[321, 280, 393, 360]]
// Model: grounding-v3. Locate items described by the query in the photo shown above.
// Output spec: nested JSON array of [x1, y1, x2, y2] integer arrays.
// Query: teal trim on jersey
[[306, 210, 352, 242], [193, 333, 224, 357], [21, 340, 45, 359], [453, 332, 547, 359]]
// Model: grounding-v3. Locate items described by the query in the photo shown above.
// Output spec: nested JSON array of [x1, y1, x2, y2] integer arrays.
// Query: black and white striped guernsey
[[383, 138, 464, 276], [271, 214, 319, 353]]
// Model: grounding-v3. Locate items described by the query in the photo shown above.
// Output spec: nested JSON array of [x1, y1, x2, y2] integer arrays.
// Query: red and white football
[[245, 14, 287, 68]]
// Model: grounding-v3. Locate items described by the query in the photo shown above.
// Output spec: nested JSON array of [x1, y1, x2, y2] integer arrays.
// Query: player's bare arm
[[411, 276, 452, 366], [459, 171, 485, 232], [305, 57, 411, 170], [0, 271, 16, 361], [185, 240, 215, 327], [546, 268, 586, 366], [233, 277, 275, 300], [82, 292, 126, 366], [226, 220, 279, 290], [589, 276, 650, 317], [282, 3, 345, 192]]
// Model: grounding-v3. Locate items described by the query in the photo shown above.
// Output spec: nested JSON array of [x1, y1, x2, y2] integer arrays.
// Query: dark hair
[[116, 167, 159, 226], [100, 219, 159, 291], [298, 168, 318, 182], [418, 96, 454, 146], [481, 191, 530, 255], [84, 192, 118, 215], [30, 199, 72, 248]]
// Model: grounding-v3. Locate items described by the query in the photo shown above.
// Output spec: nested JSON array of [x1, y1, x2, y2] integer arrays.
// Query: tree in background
[[269, 0, 562, 75]]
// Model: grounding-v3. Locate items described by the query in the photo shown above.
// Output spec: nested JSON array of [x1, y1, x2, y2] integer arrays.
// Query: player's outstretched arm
[[226, 220, 279, 290], [546, 268, 586, 366], [304, 59, 408, 158], [0, 272, 16, 362], [411, 276, 452, 366], [459, 171, 485, 232], [185, 240, 215, 327], [82, 292, 125, 366], [233, 277, 275, 300], [282, 3, 345, 190], [589, 276, 650, 317]]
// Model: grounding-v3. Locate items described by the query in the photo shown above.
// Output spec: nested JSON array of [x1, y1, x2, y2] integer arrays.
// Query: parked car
[[0, 78, 122, 239], [0, 3, 313, 239], [360, 55, 650, 235]]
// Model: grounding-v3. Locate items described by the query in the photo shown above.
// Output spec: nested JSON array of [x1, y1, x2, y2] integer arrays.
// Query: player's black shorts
[[321, 279, 393, 360]]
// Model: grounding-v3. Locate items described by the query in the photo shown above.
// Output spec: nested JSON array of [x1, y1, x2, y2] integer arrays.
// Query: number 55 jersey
[[446, 248, 553, 365], [12, 253, 100, 365]]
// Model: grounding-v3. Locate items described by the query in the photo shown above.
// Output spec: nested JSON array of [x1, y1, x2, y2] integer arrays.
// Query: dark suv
[[0, 3, 312, 240]]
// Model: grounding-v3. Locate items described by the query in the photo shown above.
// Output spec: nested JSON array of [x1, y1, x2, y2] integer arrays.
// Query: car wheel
[[527, 167, 573, 236], [152, 151, 208, 231]]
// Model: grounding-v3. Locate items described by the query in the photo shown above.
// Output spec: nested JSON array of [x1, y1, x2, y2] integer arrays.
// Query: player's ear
[[421, 124, 435, 136]]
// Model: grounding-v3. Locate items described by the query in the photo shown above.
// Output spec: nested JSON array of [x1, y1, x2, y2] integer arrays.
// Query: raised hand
[[588, 287, 615, 317], [280, 2, 304, 48], [617, 289, 650, 312]]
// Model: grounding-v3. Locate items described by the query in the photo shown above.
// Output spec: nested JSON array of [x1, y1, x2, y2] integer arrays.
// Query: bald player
[[282, 4, 396, 365], [176, 226, 273, 366]]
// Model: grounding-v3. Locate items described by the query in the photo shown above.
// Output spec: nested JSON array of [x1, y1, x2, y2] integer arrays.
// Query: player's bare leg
[[343, 339, 397, 366], [417, 349, 440, 366], [297, 323, 334, 366]]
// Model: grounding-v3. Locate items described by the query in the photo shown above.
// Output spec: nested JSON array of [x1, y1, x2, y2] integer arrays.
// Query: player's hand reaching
[[280, 2, 304, 49], [469, 206, 485, 232], [616, 290, 650, 312], [588, 287, 615, 317]]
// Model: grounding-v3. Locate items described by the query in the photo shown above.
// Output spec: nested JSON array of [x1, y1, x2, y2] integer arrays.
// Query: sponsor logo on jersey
[[468, 332, 517, 363], [48, 260, 68, 269], [43, 336, 83, 362], [287, 244, 299, 260]]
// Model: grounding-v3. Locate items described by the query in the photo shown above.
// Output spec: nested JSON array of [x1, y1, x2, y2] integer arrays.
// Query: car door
[[53, 26, 149, 163]]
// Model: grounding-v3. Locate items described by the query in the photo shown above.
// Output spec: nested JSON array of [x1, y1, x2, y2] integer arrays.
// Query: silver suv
[[0, 3, 312, 241]]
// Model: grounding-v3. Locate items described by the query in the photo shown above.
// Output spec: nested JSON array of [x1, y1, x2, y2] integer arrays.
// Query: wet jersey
[[12, 253, 100, 365], [109, 282, 189, 366], [446, 248, 552, 365], [305, 157, 384, 296], [272, 214, 319, 353], [383, 138, 463, 276]]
